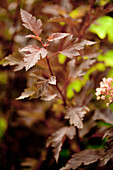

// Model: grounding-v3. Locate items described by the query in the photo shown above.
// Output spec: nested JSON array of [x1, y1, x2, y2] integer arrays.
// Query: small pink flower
[[101, 95, 105, 100], [95, 77, 113, 106]]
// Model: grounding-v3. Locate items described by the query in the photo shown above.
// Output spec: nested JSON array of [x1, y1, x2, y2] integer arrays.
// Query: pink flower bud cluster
[[95, 77, 113, 106]]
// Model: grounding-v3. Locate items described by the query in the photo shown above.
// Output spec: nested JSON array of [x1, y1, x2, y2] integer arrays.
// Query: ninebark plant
[[1, 4, 113, 169]]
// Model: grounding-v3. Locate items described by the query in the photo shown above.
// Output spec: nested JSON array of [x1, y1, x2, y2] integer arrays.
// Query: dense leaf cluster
[[1, 0, 113, 169]]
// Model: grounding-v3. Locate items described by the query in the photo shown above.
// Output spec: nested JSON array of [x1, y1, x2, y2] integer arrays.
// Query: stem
[[79, 0, 94, 39], [46, 56, 53, 76], [61, 77, 71, 93], [48, 51, 61, 59], [56, 83, 66, 106], [76, 127, 83, 151], [40, 38, 66, 106], [40, 39, 45, 46], [46, 55, 66, 106]]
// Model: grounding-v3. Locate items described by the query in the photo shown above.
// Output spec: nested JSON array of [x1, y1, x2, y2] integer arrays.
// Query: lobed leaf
[[68, 52, 98, 78], [73, 39, 96, 50], [65, 106, 90, 129], [0, 52, 25, 71], [16, 76, 56, 100], [16, 88, 36, 100], [103, 128, 113, 164], [20, 45, 48, 71], [31, 81, 49, 99], [16, 83, 47, 100], [60, 149, 103, 170], [93, 109, 113, 125], [20, 9, 42, 36], [60, 49, 79, 59], [47, 33, 70, 42], [41, 94, 57, 101], [60, 39, 96, 59], [46, 126, 75, 162]]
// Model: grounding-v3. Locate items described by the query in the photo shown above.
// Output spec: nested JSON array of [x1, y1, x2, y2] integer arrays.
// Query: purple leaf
[[16, 76, 56, 100], [47, 33, 70, 42], [65, 106, 90, 129], [41, 94, 57, 101], [60, 39, 96, 59], [93, 109, 113, 125], [20, 45, 48, 71], [103, 128, 113, 164], [73, 39, 96, 50], [46, 126, 75, 162], [67, 51, 98, 78], [0, 52, 25, 71], [60, 49, 79, 59], [16, 88, 36, 100], [61, 149, 103, 170], [20, 9, 42, 36]]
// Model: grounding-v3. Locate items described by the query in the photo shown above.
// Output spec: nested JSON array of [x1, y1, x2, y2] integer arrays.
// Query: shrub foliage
[[1, 0, 113, 169]]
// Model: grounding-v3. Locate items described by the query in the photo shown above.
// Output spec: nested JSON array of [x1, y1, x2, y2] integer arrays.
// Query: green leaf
[[89, 16, 113, 43], [96, 0, 111, 6], [58, 53, 66, 64], [60, 149, 70, 158], [107, 68, 113, 78], [84, 63, 105, 81], [59, 22, 65, 26], [0, 71, 7, 84], [66, 79, 82, 99], [69, 5, 88, 19], [0, 117, 7, 138], [69, 9, 78, 19], [98, 50, 113, 67], [109, 103, 113, 111], [97, 121, 113, 127]]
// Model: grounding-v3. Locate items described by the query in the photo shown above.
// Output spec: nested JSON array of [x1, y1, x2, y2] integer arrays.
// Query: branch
[[48, 51, 61, 59], [46, 55, 66, 106], [79, 0, 94, 39]]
